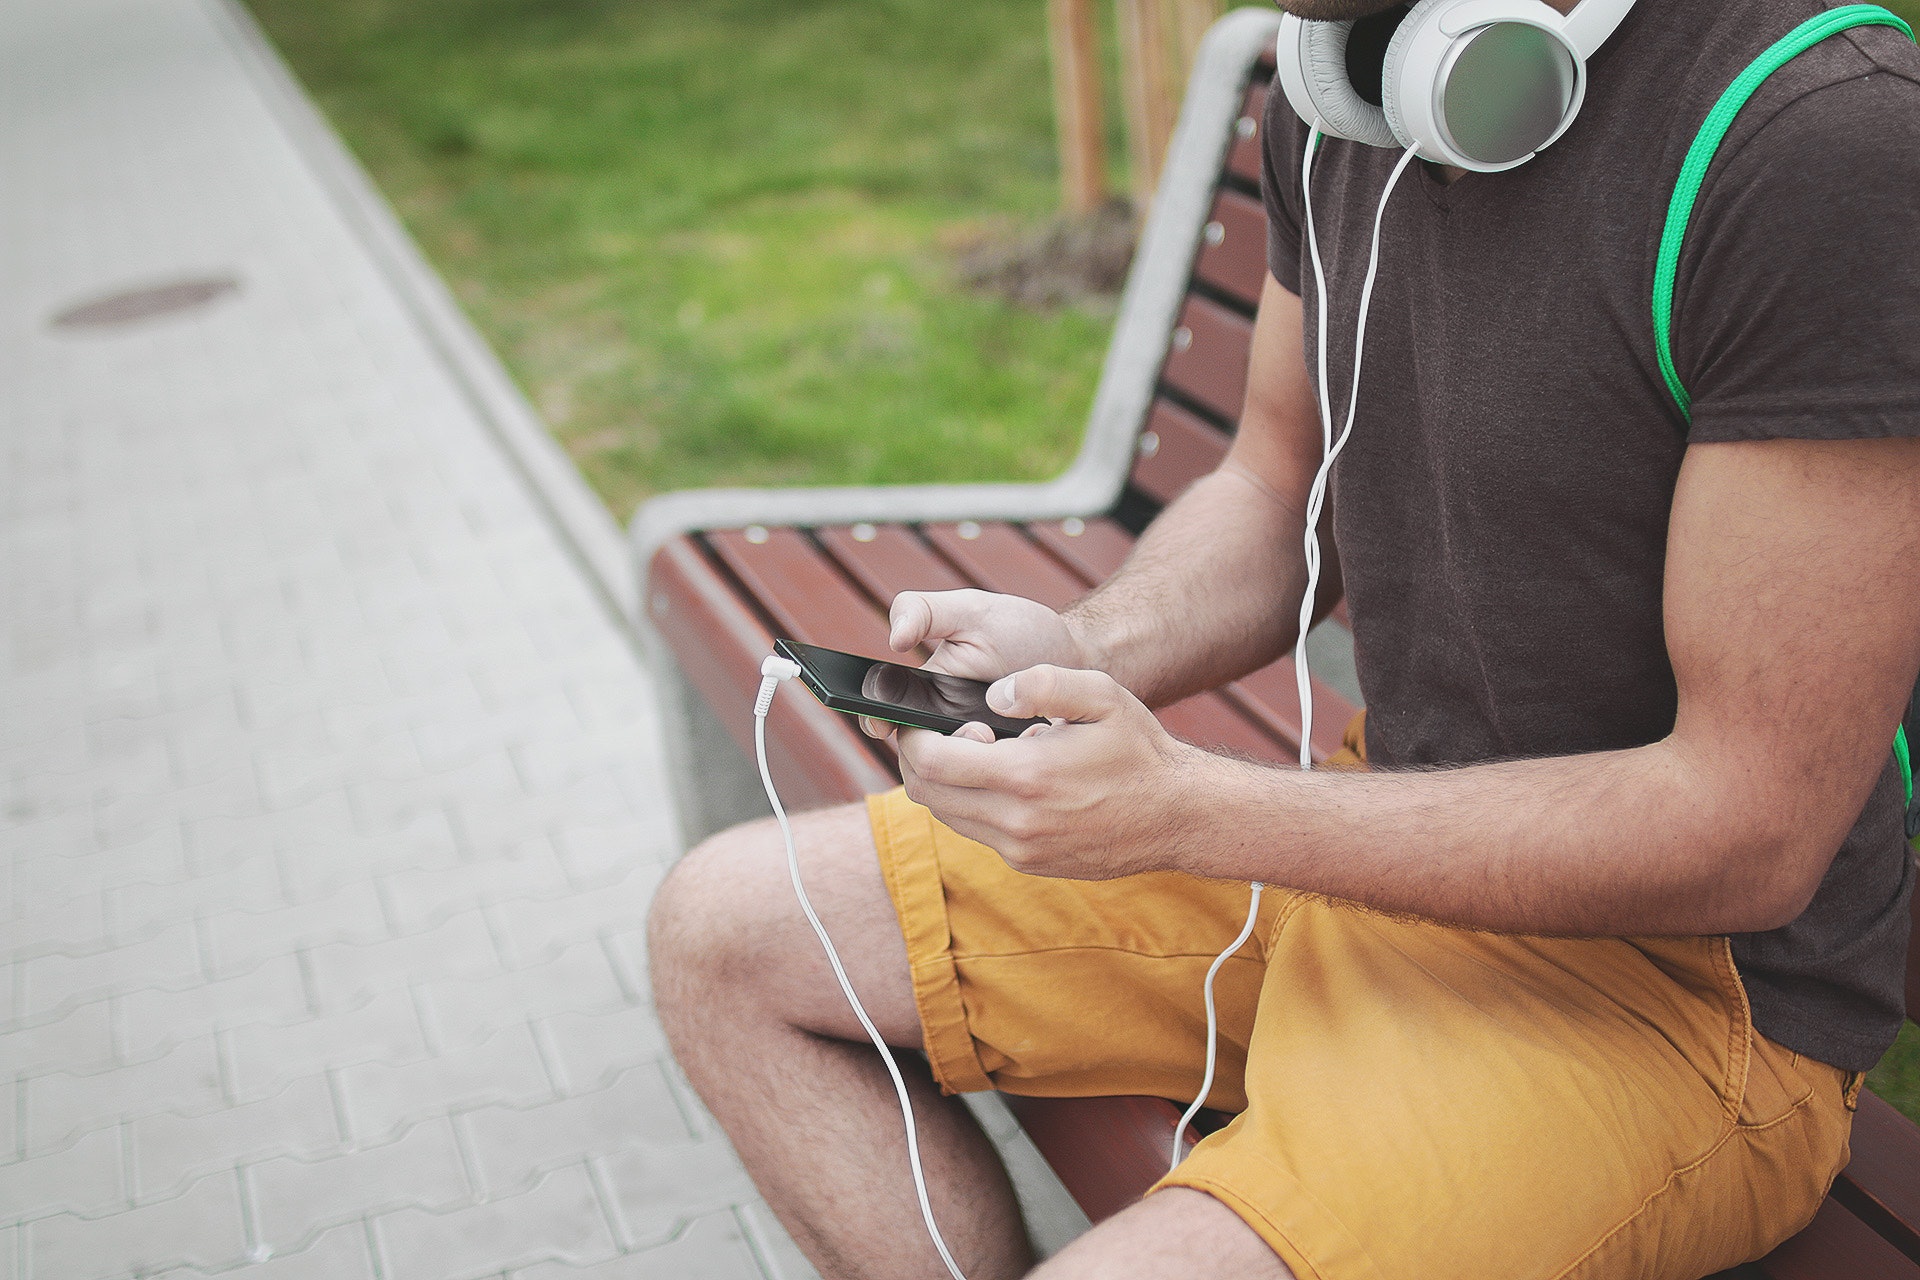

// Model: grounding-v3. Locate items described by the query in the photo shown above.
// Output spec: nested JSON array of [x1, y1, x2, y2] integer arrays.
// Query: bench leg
[[645, 632, 772, 854]]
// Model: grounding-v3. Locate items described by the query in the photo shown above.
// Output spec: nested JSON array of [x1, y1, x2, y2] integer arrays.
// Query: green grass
[[242, 0, 1122, 520]]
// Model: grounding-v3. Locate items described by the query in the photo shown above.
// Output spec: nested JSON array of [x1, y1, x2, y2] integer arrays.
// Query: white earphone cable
[[755, 660, 971, 1280], [1172, 127, 1417, 1176]]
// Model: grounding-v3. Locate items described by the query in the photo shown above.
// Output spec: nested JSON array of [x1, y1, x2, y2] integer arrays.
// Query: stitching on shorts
[[1264, 893, 1308, 956], [1549, 1083, 1826, 1279], [1159, 1172, 1342, 1280]]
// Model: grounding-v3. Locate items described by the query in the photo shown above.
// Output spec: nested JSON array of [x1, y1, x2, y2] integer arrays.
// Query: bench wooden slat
[[925, 521, 1088, 613], [650, 537, 894, 807], [1226, 80, 1268, 187], [708, 527, 891, 657], [1193, 187, 1270, 312], [817, 522, 970, 604], [1129, 398, 1232, 508], [1163, 294, 1254, 425], [1834, 1084, 1920, 1265], [1028, 516, 1139, 583], [1002, 1094, 1191, 1227], [1760, 1198, 1920, 1279]]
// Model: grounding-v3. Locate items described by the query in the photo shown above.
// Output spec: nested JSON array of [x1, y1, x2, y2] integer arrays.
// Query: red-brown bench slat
[[1002, 1095, 1192, 1227], [1163, 294, 1255, 425], [651, 537, 893, 807], [1833, 1090, 1920, 1266], [707, 527, 891, 657], [1028, 516, 1139, 584], [817, 523, 970, 604], [1129, 398, 1233, 508], [1227, 80, 1268, 187], [1759, 1197, 1920, 1279], [1193, 187, 1270, 312]]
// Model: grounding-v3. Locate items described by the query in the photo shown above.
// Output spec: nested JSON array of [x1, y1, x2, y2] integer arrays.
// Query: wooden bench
[[633, 10, 1920, 1274]]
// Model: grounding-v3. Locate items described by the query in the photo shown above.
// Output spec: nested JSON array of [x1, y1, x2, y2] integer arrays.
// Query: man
[[649, 1, 1920, 1275]]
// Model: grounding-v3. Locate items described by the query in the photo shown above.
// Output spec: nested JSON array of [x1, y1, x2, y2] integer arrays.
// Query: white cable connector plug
[[757, 654, 802, 715], [754, 656, 972, 1280]]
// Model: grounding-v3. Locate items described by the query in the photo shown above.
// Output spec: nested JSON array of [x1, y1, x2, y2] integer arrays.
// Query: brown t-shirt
[[1262, 0, 1920, 1071]]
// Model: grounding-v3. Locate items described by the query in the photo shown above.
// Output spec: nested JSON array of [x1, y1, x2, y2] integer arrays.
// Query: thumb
[[986, 665, 1124, 725]]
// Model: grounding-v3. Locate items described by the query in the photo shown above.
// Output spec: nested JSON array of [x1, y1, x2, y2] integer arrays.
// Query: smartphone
[[774, 639, 1048, 739]]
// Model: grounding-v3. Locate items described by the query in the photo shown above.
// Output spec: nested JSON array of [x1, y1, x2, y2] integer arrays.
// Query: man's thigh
[[1159, 899, 1855, 1280]]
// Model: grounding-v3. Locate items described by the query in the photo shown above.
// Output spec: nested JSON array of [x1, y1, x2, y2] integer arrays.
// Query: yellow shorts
[[868, 743, 1858, 1278]]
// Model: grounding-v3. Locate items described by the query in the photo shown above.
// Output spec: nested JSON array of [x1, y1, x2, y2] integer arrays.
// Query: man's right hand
[[863, 589, 1097, 739]]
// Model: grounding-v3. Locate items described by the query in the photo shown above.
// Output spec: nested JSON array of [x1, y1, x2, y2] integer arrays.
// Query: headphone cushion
[[1382, 0, 1450, 151], [1303, 19, 1400, 148]]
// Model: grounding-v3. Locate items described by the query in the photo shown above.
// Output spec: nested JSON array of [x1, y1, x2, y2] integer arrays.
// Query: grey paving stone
[[303, 910, 503, 1012], [0, 1124, 124, 1225], [533, 1007, 671, 1095], [336, 1022, 554, 1145], [164, 1222, 379, 1279], [372, 1163, 618, 1280], [23, 1036, 225, 1156], [130, 1073, 343, 1201], [483, 865, 663, 969], [224, 987, 430, 1101], [113, 955, 308, 1061], [458, 1066, 690, 1196], [597, 1142, 760, 1251], [413, 941, 629, 1050], [0, 1001, 114, 1079], [509, 1208, 767, 1280], [27, 1170, 248, 1280], [249, 1117, 471, 1250], [203, 880, 389, 977], [15, 920, 204, 1019]]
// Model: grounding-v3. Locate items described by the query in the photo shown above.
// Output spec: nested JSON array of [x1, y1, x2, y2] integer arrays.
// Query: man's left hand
[[896, 665, 1201, 880]]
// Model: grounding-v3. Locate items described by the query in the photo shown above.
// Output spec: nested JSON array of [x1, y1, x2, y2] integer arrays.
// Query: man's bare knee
[[647, 800, 919, 1045], [1032, 1188, 1293, 1280]]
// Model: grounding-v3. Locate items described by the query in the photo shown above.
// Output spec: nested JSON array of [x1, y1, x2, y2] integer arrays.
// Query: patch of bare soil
[[951, 200, 1136, 309]]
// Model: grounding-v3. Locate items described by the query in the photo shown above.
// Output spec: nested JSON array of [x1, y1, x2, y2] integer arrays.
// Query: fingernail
[[986, 676, 1015, 713]]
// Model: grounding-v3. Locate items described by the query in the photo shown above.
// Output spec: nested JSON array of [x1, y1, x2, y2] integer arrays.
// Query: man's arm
[[899, 434, 1920, 937], [1066, 275, 1334, 705], [882, 276, 1330, 707]]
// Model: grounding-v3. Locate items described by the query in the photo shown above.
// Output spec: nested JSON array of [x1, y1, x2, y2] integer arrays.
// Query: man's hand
[[862, 590, 1096, 738], [896, 664, 1201, 880]]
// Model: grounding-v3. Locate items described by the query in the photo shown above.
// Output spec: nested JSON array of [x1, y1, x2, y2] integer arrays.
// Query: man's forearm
[[1171, 737, 1845, 937], [1066, 465, 1319, 707]]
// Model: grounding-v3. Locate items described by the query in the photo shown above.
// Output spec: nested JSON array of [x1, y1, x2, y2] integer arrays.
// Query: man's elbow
[[1703, 824, 1836, 935]]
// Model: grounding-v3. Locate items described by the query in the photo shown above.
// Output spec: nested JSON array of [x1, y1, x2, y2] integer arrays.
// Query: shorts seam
[[1548, 1121, 1743, 1280], [1549, 1080, 1829, 1280]]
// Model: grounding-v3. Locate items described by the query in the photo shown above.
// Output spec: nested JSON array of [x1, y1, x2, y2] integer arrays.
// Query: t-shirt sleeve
[[1262, 82, 1306, 296], [1675, 63, 1920, 443]]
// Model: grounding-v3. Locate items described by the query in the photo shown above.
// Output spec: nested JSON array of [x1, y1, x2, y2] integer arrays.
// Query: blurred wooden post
[[1116, 0, 1175, 214], [1115, 0, 1224, 215], [1049, 0, 1108, 216]]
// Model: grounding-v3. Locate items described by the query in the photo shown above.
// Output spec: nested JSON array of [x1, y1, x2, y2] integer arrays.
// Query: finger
[[889, 588, 993, 654], [888, 592, 932, 653], [859, 716, 896, 740], [986, 664, 1127, 725], [902, 727, 1032, 792], [953, 722, 995, 744]]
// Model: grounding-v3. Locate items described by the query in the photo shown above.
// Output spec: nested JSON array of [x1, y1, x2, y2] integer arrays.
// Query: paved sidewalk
[[0, 0, 817, 1274]]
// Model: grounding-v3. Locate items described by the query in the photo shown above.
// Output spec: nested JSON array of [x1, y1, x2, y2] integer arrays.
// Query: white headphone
[[1276, 0, 1636, 172]]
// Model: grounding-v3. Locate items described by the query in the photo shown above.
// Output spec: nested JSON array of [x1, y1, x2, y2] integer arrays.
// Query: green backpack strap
[[1650, 4, 1919, 836]]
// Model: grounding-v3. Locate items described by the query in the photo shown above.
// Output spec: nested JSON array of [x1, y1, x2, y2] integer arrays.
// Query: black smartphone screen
[[775, 639, 1048, 739]]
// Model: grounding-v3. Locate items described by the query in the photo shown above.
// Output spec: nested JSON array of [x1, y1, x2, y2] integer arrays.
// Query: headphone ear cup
[[1381, 0, 1451, 152], [1302, 19, 1400, 148]]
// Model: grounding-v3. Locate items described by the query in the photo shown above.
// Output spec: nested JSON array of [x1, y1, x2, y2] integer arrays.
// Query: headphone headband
[[1276, 0, 1637, 172]]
